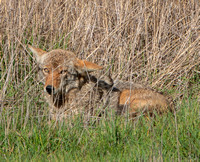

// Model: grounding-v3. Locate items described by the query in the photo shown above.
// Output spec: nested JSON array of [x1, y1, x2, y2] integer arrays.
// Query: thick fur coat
[[29, 45, 172, 121]]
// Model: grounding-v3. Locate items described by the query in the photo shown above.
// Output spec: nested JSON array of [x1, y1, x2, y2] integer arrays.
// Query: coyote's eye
[[43, 68, 49, 74], [60, 70, 68, 74]]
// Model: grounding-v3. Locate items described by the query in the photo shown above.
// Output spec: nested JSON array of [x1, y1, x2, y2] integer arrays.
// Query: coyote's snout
[[29, 45, 172, 121]]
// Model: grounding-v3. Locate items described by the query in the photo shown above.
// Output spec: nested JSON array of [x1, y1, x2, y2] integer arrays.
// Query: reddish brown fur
[[119, 89, 168, 114], [44, 68, 62, 89]]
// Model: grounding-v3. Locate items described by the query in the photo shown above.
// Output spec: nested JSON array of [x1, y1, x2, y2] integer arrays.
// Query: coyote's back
[[28, 45, 172, 121]]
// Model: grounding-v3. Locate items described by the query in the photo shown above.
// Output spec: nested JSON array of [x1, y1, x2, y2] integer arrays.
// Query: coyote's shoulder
[[28, 45, 173, 121]]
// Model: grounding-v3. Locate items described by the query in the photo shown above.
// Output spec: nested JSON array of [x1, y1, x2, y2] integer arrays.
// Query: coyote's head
[[29, 45, 103, 106]]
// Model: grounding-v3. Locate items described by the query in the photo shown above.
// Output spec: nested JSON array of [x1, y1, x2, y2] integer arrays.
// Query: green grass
[[1, 1, 199, 161], [0, 96, 199, 161]]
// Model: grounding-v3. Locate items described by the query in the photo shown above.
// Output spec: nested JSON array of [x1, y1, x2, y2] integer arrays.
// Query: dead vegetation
[[0, 0, 199, 123]]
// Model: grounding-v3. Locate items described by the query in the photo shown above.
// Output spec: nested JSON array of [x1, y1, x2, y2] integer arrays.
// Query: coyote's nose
[[46, 85, 55, 95]]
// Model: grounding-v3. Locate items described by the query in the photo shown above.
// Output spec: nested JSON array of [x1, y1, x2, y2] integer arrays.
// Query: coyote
[[28, 45, 172, 121]]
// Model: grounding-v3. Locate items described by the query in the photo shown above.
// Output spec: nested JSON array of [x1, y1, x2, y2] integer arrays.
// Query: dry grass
[[0, 0, 199, 123], [0, 1, 200, 160]]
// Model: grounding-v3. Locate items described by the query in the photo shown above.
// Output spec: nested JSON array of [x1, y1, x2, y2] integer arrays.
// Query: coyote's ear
[[74, 59, 103, 74], [28, 45, 47, 63]]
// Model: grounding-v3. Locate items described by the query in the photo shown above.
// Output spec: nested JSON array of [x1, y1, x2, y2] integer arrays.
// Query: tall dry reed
[[0, 0, 199, 126]]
